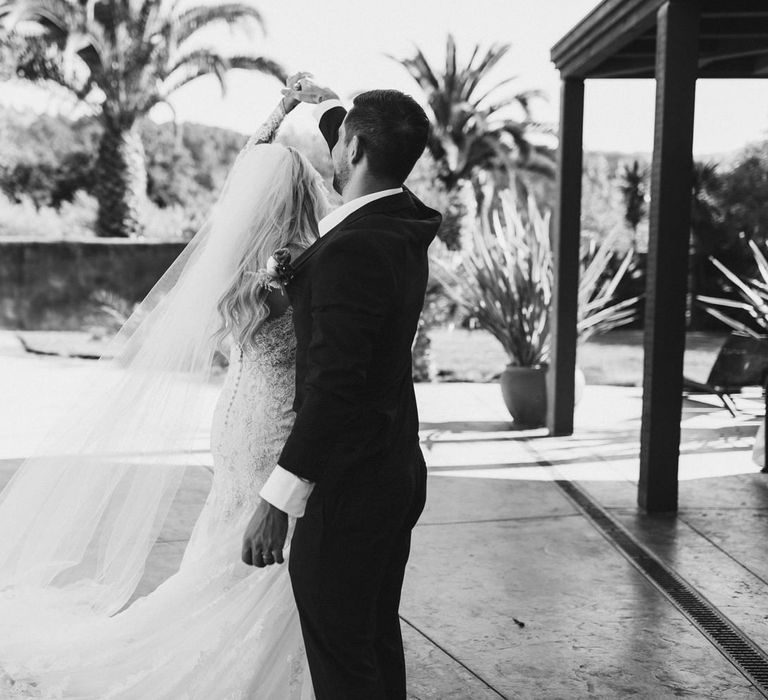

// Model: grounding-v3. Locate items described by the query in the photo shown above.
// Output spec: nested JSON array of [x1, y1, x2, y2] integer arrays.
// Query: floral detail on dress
[[247, 248, 294, 291]]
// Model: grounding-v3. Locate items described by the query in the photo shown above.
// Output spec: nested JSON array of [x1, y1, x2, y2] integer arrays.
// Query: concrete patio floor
[[1, 333, 768, 699]]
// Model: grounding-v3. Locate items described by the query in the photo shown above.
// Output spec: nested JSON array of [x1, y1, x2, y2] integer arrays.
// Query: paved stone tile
[[405, 485, 760, 699], [612, 509, 768, 649], [402, 621, 502, 700], [423, 473, 577, 524], [678, 507, 768, 584]]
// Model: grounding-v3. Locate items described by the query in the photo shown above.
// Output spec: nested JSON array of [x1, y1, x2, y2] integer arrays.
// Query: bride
[[0, 83, 328, 699]]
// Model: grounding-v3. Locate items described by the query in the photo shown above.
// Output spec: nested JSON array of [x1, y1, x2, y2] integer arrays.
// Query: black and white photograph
[[1, 0, 768, 698]]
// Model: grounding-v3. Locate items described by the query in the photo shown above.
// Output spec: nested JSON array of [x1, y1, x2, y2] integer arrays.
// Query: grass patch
[[429, 328, 728, 386]]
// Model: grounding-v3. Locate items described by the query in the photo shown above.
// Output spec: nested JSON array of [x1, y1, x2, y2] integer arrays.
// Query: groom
[[243, 76, 441, 699]]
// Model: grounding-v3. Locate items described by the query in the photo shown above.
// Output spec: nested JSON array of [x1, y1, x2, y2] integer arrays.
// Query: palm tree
[[1, 0, 285, 237], [619, 159, 647, 251], [392, 34, 554, 250]]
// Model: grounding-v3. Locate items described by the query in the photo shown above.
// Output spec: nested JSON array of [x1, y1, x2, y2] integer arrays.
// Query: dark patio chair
[[682, 332, 768, 418]]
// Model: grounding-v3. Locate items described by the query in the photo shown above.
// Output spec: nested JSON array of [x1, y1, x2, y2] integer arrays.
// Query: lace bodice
[[209, 309, 296, 519]]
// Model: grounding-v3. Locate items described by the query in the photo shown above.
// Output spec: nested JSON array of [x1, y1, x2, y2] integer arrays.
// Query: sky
[[3, 0, 767, 157]]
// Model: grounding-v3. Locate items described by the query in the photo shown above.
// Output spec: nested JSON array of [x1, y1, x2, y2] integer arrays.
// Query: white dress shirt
[[259, 100, 404, 518]]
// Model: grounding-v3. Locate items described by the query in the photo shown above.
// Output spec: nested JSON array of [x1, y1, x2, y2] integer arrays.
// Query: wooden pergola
[[549, 0, 768, 512]]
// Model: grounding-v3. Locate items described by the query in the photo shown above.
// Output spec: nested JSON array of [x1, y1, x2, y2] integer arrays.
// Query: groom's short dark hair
[[344, 90, 430, 183]]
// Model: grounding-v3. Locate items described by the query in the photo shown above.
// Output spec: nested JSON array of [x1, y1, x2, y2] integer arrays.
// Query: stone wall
[[0, 238, 186, 330]]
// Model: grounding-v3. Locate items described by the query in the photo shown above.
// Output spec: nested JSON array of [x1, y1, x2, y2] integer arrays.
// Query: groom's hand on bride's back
[[281, 73, 339, 106], [242, 498, 288, 568]]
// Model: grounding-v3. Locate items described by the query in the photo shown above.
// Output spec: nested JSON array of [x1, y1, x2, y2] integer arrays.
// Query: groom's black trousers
[[289, 451, 427, 700]]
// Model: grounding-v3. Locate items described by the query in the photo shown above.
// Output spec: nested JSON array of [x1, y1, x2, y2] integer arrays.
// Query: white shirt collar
[[318, 187, 403, 237]]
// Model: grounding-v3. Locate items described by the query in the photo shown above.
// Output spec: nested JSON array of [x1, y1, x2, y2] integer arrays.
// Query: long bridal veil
[[0, 144, 298, 624]]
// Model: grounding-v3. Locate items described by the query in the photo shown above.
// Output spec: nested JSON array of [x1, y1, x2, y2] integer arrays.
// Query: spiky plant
[[0, 0, 285, 237], [433, 190, 553, 367], [698, 241, 768, 337], [392, 34, 554, 250], [433, 190, 640, 369], [578, 231, 640, 343]]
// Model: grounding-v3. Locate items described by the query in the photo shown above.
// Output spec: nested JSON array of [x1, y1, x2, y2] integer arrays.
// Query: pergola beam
[[551, 0, 664, 78], [638, 0, 701, 513], [755, 54, 768, 76], [590, 36, 768, 78]]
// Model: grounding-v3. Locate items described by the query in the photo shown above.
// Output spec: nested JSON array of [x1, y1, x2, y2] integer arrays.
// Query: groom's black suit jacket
[[278, 106, 441, 492]]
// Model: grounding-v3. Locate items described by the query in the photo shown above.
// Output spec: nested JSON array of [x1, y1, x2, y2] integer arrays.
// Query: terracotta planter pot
[[500, 365, 548, 427], [500, 366, 587, 427]]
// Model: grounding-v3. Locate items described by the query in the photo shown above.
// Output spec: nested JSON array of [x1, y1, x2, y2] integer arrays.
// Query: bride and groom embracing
[[0, 73, 442, 699]]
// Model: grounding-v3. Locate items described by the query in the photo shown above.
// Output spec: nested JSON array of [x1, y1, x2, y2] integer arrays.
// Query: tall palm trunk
[[95, 119, 147, 238], [437, 180, 477, 250], [412, 319, 436, 382]]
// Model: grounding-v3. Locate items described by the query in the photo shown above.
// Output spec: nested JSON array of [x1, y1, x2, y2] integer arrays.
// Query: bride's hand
[[242, 498, 288, 567], [281, 71, 315, 112], [281, 73, 339, 107]]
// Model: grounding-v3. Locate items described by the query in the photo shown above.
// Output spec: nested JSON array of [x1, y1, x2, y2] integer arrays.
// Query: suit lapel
[[289, 225, 340, 276]]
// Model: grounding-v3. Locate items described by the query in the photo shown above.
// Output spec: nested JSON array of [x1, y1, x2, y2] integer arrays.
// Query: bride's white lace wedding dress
[[0, 310, 314, 699]]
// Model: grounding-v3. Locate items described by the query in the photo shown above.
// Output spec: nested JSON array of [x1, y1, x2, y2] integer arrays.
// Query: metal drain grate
[[554, 479, 768, 697]]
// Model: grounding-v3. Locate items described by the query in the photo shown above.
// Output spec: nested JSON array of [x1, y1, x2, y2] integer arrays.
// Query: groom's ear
[[348, 134, 364, 166]]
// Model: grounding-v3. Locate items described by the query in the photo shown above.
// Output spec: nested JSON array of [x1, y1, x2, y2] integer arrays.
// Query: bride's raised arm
[[242, 72, 311, 151], [244, 97, 293, 151]]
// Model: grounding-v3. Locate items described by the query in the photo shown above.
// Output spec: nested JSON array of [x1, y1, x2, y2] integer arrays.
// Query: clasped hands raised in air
[[280, 71, 340, 112]]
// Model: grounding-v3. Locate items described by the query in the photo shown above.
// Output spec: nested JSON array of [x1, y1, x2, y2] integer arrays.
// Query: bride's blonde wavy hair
[[215, 146, 330, 353]]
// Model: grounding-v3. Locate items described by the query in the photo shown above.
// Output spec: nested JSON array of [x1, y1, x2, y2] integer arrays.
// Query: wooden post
[[638, 0, 700, 512], [547, 77, 584, 437]]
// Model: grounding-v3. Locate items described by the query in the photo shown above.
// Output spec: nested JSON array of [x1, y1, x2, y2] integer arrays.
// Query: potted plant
[[434, 190, 551, 425], [434, 189, 639, 427]]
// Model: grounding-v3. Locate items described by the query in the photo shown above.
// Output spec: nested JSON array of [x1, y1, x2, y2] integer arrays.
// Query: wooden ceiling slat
[[700, 17, 768, 33], [702, 0, 768, 16]]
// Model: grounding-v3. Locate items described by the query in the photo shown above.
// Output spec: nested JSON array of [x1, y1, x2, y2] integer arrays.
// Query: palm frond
[[164, 48, 229, 94], [460, 42, 511, 102], [173, 3, 265, 45], [227, 54, 286, 81], [393, 34, 553, 192], [1, 0, 79, 36], [3, 0, 283, 111]]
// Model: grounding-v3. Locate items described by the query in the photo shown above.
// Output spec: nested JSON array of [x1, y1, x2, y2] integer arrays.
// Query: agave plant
[[578, 231, 640, 344], [433, 190, 552, 367], [697, 241, 768, 337], [392, 34, 554, 250], [433, 190, 640, 368], [0, 0, 285, 237]]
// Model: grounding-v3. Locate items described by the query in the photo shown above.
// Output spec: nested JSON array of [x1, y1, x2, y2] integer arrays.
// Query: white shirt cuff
[[259, 465, 315, 518], [313, 99, 344, 123]]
